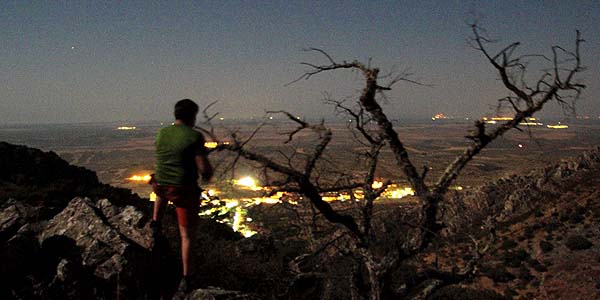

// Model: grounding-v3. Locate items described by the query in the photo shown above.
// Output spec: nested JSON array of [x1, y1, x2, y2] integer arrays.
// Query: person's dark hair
[[174, 99, 199, 123]]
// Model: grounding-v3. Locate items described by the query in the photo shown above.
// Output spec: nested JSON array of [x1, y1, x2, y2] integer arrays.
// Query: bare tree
[[203, 24, 585, 300]]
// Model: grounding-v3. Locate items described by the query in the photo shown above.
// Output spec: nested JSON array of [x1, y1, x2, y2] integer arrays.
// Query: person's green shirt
[[155, 124, 207, 185]]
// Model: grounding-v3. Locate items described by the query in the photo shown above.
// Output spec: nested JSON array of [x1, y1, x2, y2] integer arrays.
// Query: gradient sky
[[1, 1, 599, 124]]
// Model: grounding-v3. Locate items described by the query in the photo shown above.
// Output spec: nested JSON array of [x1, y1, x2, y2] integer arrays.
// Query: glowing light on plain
[[128, 174, 152, 182], [547, 124, 568, 129], [371, 180, 384, 189], [236, 176, 261, 190]]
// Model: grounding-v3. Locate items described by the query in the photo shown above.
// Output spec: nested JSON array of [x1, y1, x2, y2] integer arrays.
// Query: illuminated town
[[481, 116, 544, 126], [431, 113, 449, 120], [126, 173, 444, 238]]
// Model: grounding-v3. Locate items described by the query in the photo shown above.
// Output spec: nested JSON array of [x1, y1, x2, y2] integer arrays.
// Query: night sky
[[1, 1, 599, 124]]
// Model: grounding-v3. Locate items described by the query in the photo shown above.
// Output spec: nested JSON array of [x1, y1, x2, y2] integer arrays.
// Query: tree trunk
[[362, 251, 382, 300], [419, 194, 443, 251]]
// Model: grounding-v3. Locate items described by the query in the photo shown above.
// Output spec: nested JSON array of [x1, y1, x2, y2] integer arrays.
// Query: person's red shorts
[[153, 184, 201, 227]]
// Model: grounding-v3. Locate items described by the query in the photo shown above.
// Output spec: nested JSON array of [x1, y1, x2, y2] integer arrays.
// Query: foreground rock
[[39, 197, 152, 298], [0, 142, 278, 299], [182, 287, 261, 300], [0, 194, 261, 299]]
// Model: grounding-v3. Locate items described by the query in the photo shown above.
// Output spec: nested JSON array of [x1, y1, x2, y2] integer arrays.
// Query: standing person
[[151, 99, 213, 294]]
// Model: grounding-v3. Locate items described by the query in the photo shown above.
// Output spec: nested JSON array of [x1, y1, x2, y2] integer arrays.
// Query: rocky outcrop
[[436, 147, 600, 300], [183, 288, 261, 300], [0, 142, 274, 299], [0, 142, 146, 225], [0, 193, 263, 299], [0, 197, 154, 299], [40, 198, 151, 293]]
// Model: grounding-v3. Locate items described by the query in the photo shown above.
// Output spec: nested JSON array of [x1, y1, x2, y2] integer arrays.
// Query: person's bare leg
[[178, 209, 198, 276]]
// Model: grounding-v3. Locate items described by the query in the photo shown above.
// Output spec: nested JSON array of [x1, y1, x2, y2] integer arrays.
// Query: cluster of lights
[[371, 180, 384, 189], [143, 175, 466, 238], [234, 176, 263, 191], [128, 174, 152, 182], [117, 126, 137, 130], [519, 122, 544, 126], [388, 187, 415, 199], [204, 141, 230, 149], [431, 113, 449, 121], [547, 124, 569, 129], [482, 116, 554, 127]]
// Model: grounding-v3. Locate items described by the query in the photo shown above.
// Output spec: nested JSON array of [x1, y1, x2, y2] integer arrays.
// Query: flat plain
[[1, 119, 599, 198]]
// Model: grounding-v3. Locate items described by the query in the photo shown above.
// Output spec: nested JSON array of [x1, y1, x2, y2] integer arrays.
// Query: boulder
[[39, 197, 153, 298], [183, 287, 260, 300], [0, 200, 25, 242], [97, 198, 153, 249]]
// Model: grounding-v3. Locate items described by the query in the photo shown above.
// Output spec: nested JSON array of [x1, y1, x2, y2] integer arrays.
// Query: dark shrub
[[429, 286, 510, 300], [575, 205, 586, 216], [539, 240, 554, 253], [545, 222, 560, 233], [501, 239, 518, 250], [568, 211, 585, 224], [565, 235, 593, 251], [503, 249, 529, 268], [518, 266, 534, 283], [528, 259, 548, 272], [480, 266, 516, 283], [523, 227, 535, 239]]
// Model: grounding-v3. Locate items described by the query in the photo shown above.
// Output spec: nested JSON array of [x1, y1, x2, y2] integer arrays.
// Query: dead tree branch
[[433, 24, 585, 195]]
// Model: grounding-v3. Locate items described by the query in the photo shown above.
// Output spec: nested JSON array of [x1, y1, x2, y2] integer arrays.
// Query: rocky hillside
[[1, 141, 599, 300], [433, 147, 600, 300], [0, 142, 288, 299]]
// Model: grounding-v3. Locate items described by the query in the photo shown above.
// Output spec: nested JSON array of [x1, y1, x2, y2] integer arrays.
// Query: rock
[[183, 287, 260, 300], [39, 197, 153, 298], [0, 230, 40, 278], [0, 228, 41, 299], [0, 142, 145, 217], [97, 198, 152, 248], [408, 279, 443, 300], [56, 259, 73, 281], [0, 142, 98, 186], [0, 200, 24, 242]]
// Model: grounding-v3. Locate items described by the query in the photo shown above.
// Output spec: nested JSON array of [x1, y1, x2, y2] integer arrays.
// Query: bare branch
[[434, 25, 585, 195]]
